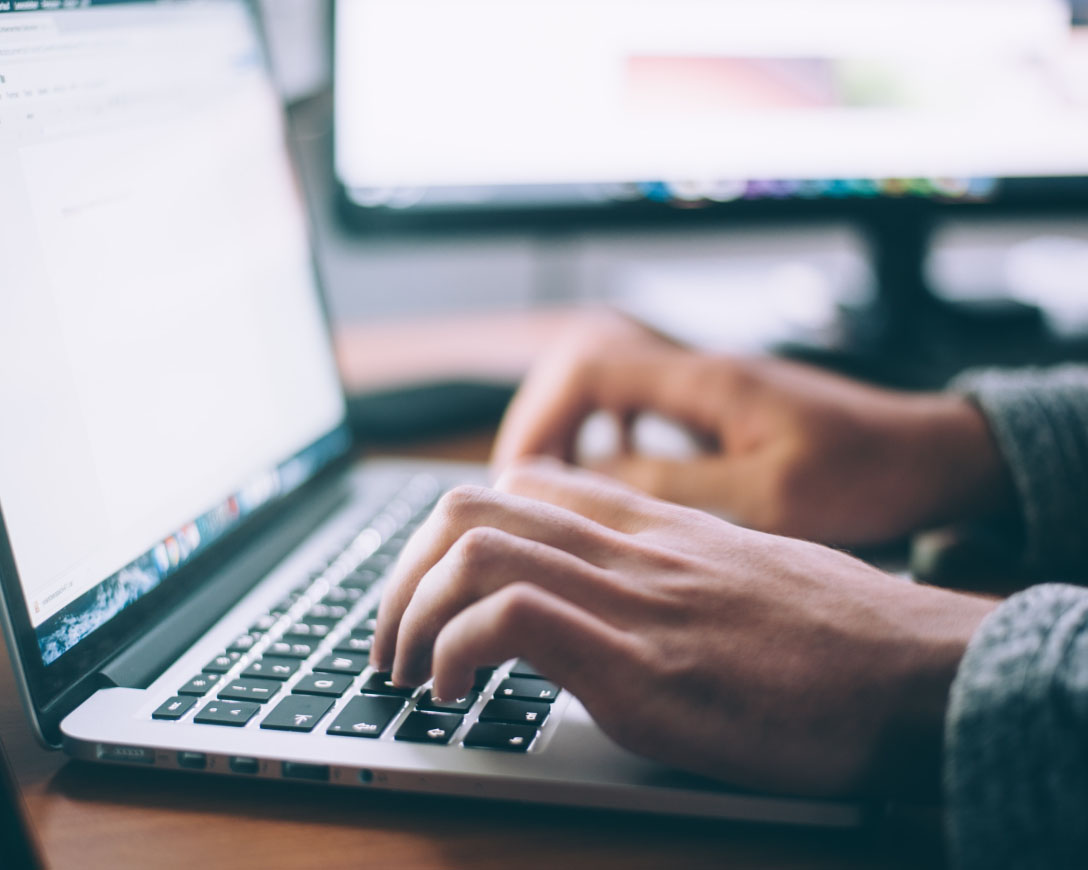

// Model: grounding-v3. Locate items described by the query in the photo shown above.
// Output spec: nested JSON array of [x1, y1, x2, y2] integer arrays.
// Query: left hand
[[373, 460, 996, 797]]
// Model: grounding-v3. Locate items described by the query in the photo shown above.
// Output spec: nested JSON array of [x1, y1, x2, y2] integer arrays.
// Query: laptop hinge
[[97, 477, 349, 690]]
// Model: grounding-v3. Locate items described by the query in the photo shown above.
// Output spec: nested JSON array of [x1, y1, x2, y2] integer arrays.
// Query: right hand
[[374, 460, 997, 797], [491, 310, 1012, 547]]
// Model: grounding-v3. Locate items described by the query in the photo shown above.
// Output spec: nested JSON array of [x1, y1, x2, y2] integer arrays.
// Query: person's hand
[[373, 460, 996, 798], [491, 310, 1013, 547]]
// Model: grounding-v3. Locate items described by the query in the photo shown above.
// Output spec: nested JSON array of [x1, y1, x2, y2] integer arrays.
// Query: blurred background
[[258, 0, 1088, 437]]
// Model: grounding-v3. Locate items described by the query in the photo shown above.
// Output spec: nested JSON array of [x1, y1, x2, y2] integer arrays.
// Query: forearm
[[944, 583, 1088, 869]]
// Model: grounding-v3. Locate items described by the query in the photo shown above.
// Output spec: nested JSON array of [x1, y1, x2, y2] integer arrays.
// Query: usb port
[[281, 761, 329, 782]]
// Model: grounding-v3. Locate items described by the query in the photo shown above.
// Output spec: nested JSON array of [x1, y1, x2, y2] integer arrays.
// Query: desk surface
[[1, 432, 947, 869]]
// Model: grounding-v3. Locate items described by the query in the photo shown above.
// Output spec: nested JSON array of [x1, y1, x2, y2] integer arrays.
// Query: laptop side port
[[177, 751, 207, 770], [98, 744, 155, 765], [229, 756, 260, 775], [281, 761, 329, 782]]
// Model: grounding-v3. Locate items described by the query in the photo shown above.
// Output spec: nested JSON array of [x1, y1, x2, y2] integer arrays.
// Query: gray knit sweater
[[945, 367, 1088, 869]]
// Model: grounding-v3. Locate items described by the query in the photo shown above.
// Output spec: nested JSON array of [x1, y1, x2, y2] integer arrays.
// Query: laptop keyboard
[[151, 475, 562, 754]]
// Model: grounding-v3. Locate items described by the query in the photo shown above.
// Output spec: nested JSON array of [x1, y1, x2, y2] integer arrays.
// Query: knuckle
[[451, 526, 508, 574], [435, 484, 491, 525], [490, 582, 542, 632]]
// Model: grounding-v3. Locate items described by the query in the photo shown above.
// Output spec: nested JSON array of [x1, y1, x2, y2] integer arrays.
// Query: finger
[[494, 457, 672, 533], [429, 581, 638, 707], [391, 527, 621, 686], [490, 336, 717, 473], [372, 484, 625, 670]]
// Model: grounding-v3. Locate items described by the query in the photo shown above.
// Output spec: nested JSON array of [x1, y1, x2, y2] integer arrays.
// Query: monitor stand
[[784, 205, 1054, 390]]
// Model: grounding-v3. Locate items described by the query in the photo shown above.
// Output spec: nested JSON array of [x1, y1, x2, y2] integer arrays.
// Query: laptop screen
[[0, 0, 349, 667]]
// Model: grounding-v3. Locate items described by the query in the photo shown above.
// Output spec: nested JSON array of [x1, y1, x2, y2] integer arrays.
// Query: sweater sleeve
[[945, 583, 1088, 869], [949, 366, 1088, 578]]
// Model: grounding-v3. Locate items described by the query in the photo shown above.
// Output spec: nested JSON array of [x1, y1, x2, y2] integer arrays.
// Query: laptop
[[0, 0, 860, 827]]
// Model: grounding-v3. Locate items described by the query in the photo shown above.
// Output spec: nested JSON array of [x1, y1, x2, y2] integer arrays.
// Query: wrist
[[871, 586, 998, 799], [907, 393, 1016, 529]]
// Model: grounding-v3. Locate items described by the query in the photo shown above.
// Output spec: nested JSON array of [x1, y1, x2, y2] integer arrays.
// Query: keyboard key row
[[166, 675, 555, 755]]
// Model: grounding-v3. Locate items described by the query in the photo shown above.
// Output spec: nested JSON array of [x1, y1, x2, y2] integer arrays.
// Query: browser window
[[0, 0, 347, 663]]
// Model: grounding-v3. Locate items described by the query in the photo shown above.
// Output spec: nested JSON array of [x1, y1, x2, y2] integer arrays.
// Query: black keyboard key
[[269, 586, 309, 615], [194, 700, 259, 727], [260, 695, 333, 732], [326, 695, 405, 738], [242, 656, 300, 681], [305, 603, 349, 622], [293, 673, 353, 697], [495, 677, 560, 703], [366, 553, 395, 572], [509, 659, 546, 679], [333, 635, 373, 655], [395, 711, 462, 745], [179, 674, 219, 696], [479, 698, 550, 727], [249, 613, 279, 633], [312, 653, 368, 676], [218, 678, 281, 703], [267, 640, 317, 659], [322, 585, 363, 604], [473, 667, 497, 691], [340, 568, 379, 590], [202, 653, 240, 674], [227, 633, 260, 653], [283, 622, 332, 640], [416, 690, 478, 713], [359, 672, 416, 697], [463, 722, 538, 752], [356, 616, 378, 634], [152, 696, 196, 720]]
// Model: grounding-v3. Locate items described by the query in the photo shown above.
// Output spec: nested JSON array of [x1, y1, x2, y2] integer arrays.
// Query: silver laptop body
[[0, 0, 860, 827]]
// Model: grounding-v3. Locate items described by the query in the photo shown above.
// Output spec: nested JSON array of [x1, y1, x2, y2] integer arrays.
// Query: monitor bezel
[[0, 0, 356, 747]]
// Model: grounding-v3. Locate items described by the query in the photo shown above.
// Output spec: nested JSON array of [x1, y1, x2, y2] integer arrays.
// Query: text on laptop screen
[[0, 0, 348, 665]]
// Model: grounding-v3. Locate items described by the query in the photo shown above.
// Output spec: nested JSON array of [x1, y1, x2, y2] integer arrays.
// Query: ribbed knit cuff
[[945, 583, 1088, 869]]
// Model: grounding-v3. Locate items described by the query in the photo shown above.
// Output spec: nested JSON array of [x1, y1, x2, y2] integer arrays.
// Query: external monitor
[[334, 0, 1088, 227]]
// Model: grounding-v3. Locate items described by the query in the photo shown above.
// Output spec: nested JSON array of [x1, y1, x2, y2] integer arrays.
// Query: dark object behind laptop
[[0, 734, 46, 870]]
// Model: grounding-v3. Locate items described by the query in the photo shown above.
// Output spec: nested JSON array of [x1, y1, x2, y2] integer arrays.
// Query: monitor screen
[[0, 0, 349, 666], [335, 0, 1088, 216]]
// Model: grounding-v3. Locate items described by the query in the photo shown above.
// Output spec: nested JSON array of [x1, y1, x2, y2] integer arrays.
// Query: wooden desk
[[1, 432, 948, 869]]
